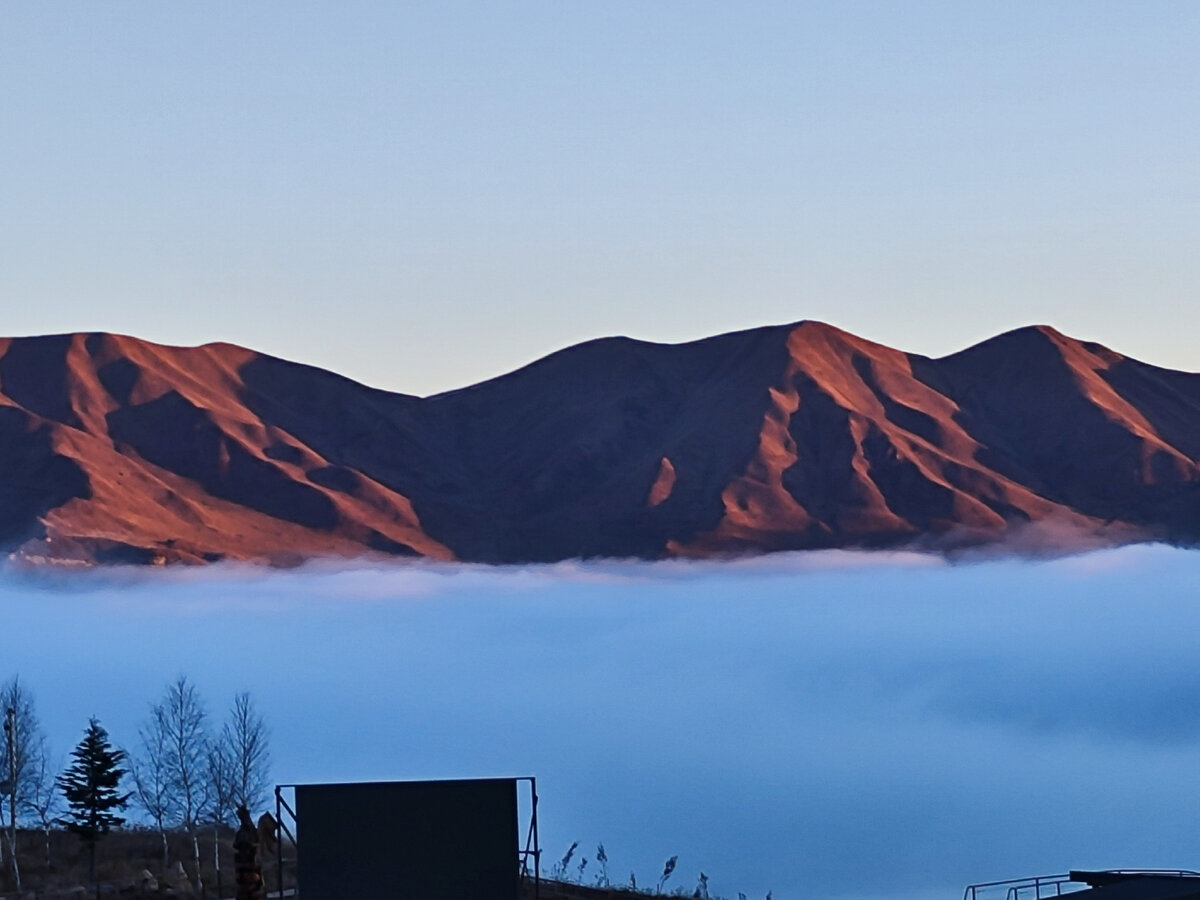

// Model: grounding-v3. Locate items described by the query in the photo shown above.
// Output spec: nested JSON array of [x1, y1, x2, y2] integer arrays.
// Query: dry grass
[[0, 826, 295, 899]]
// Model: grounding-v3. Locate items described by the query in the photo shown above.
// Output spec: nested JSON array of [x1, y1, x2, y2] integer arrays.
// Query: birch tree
[[208, 691, 270, 898], [148, 677, 212, 895], [223, 692, 271, 812], [25, 749, 61, 869], [133, 713, 176, 872], [206, 740, 237, 898], [1, 676, 48, 894]]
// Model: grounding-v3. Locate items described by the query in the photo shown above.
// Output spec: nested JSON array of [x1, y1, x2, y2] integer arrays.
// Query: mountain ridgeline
[[1, 323, 1198, 566]]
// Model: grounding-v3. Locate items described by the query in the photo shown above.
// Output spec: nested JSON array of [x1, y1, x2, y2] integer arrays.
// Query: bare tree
[[133, 713, 176, 872], [148, 677, 212, 896], [206, 740, 237, 898], [224, 692, 271, 813], [210, 692, 270, 898], [1, 676, 48, 894], [25, 747, 61, 869]]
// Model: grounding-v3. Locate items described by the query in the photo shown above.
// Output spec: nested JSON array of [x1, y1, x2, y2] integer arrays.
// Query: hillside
[[1, 323, 1197, 565]]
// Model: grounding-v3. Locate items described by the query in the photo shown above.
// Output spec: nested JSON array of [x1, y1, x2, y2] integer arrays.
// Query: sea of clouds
[[6, 543, 1200, 900]]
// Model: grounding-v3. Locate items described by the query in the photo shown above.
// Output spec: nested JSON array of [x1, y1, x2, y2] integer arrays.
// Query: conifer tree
[[58, 718, 130, 891]]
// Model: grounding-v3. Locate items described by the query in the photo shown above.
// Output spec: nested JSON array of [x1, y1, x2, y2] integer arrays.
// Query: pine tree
[[58, 718, 130, 892]]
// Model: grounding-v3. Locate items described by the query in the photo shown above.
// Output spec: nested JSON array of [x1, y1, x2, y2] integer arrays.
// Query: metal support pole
[[276, 786, 285, 899], [531, 779, 540, 900]]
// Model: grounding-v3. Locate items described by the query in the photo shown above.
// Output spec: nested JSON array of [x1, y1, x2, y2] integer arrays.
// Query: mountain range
[[2, 322, 1197, 566]]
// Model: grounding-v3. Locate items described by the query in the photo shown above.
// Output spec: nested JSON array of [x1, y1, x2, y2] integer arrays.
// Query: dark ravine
[[0, 322, 1197, 566]]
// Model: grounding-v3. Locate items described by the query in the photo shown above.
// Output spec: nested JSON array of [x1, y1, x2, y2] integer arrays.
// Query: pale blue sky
[[3, 2, 1198, 395]]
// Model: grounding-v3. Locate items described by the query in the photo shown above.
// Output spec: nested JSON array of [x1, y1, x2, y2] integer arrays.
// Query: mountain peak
[[0, 323, 1195, 566]]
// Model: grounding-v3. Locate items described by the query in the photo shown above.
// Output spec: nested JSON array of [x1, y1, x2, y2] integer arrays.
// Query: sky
[[7, 544, 1200, 900], [2, 2, 1199, 395], [5, 10, 1200, 897]]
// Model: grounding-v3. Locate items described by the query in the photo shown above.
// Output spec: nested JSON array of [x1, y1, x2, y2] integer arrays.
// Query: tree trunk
[[160, 827, 169, 873], [8, 829, 20, 895], [43, 823, 51, 868], [8, 823, 21, 895], [6, 742, 18, 896], [214, 823, 223, 899], [191, 829, 205, 897]]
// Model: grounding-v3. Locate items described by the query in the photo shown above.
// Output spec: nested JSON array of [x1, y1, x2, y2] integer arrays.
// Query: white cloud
[[4, 542, 1200, 900]]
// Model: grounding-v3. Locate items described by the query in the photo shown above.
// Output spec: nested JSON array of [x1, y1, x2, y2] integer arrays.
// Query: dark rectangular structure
[[295, 778, 519, 900]]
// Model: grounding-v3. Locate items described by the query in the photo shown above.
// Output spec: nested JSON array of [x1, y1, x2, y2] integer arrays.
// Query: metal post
[[517, 777, 540, 900], [276, 786, 285, 899], [531, 779, 540, 900]]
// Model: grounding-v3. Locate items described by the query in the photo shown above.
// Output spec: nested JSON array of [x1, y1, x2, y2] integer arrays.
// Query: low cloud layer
[[6, 543, 1200, 900]]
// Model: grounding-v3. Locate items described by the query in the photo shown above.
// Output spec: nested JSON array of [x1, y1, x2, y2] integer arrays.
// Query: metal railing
[[963, 873, 1077, 900], [275, 785, 299, 899], [517, 776, 541, 900], [965, 869, 1200, 900], [1097, 870, 1200, 878]]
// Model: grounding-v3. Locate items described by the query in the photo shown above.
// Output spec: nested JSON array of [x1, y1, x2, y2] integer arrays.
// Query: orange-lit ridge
[[0, 323, 1195, 566]]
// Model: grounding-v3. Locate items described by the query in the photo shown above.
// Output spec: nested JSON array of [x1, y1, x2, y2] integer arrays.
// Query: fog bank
[[5, 544, 1200, 900]]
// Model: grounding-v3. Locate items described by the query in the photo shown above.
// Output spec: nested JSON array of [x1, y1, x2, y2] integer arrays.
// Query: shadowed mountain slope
[[0, 323, 1196, 565]]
